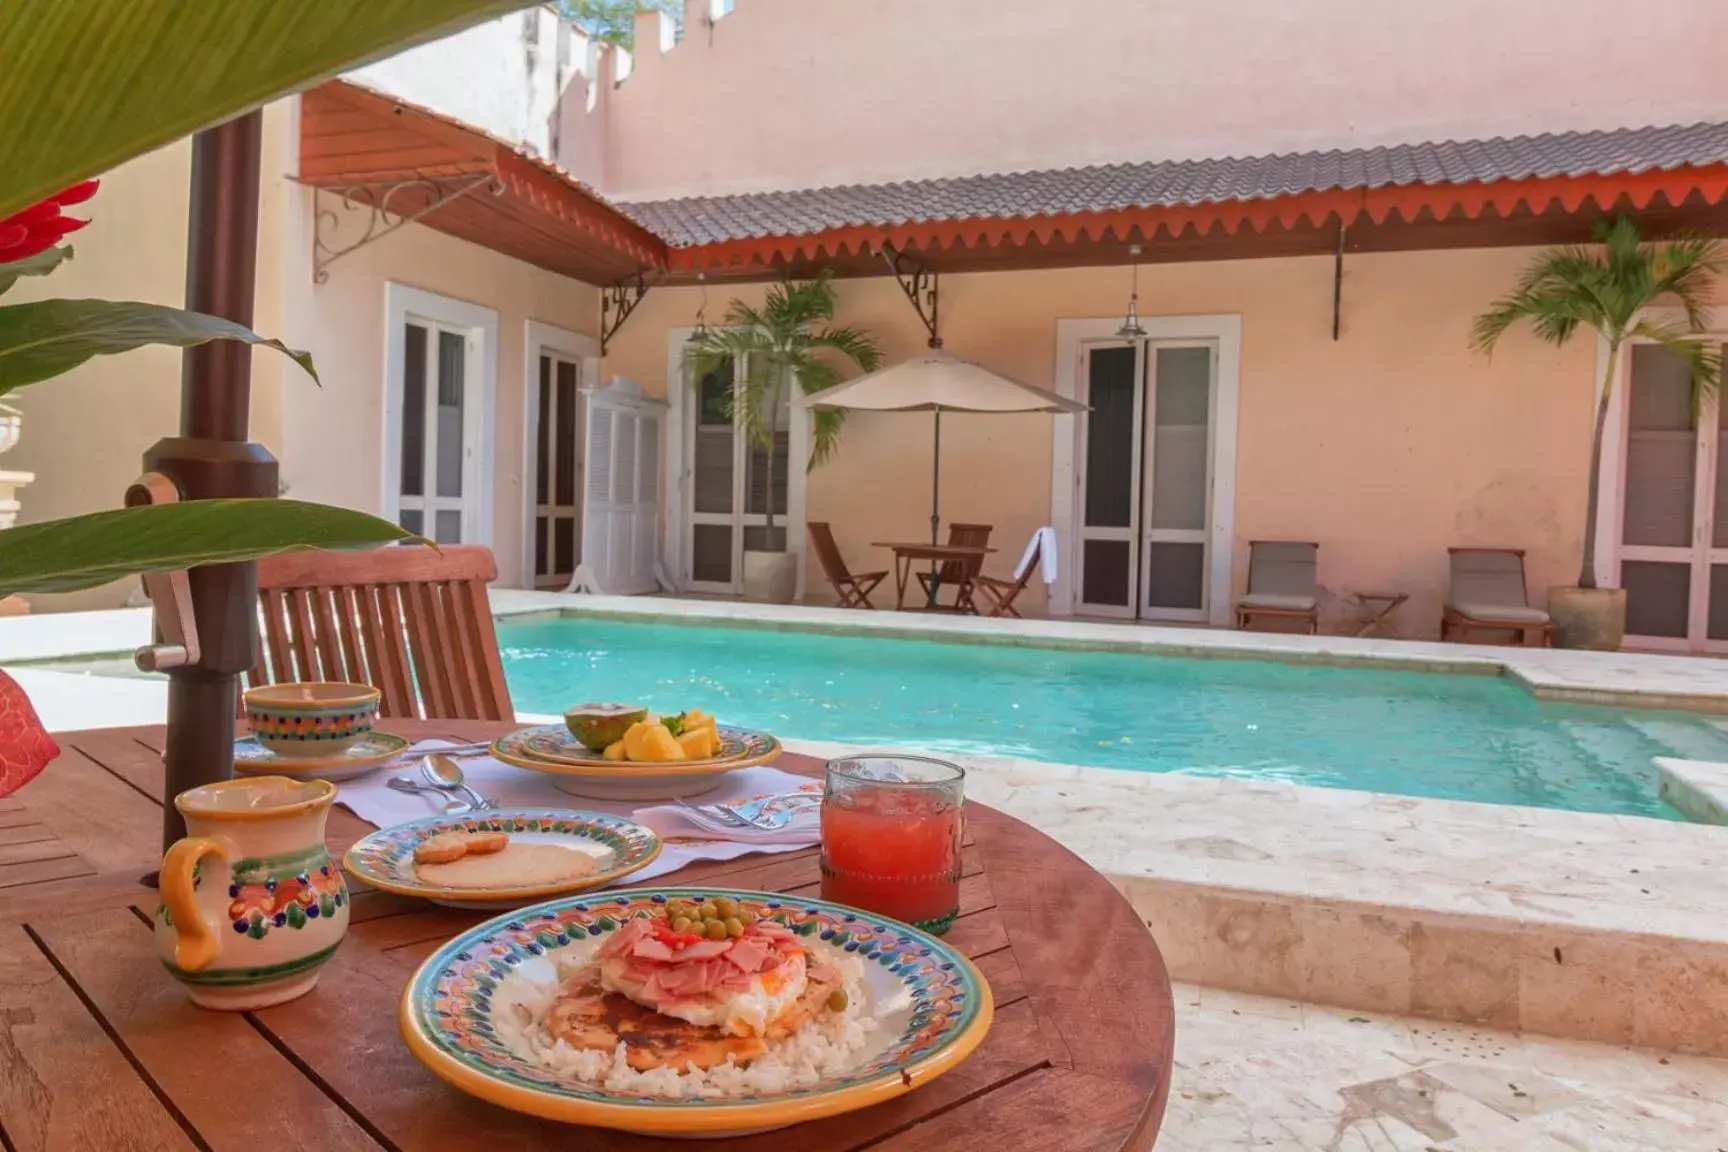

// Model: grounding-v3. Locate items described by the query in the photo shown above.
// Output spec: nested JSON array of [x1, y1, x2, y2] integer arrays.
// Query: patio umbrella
[[798, 349, 1088, 545]]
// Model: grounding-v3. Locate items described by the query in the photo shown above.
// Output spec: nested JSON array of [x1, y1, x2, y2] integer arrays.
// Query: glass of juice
[[819, 754, 965, 935]]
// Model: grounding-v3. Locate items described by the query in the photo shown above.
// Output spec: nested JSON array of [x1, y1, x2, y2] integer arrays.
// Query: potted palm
[[1473, 217, 1724, 650], [684, 273, 881, 603]]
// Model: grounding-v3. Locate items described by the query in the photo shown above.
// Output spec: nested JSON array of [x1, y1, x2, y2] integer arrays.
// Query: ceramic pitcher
[[155, 776, 350, 1010]]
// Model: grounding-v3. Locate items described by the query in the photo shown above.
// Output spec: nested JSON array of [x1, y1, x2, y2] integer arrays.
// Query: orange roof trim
[[665, 164, 1728, 274], [300, 81, 668, 282]]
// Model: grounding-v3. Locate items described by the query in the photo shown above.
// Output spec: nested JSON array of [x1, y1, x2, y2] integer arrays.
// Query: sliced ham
[[631, 936, 676, 962], [596, 917, 653, 960], [725, 938, 770, 973], [678, 938, 734, 962]]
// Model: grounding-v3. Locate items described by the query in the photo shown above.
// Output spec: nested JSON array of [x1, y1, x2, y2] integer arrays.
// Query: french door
[[532, 352, 584, 589], [395, 319, 483, 544], [685, 356, 791, 594], [1617, 340, 1728, 651], [1075, 340, 1218, 620]]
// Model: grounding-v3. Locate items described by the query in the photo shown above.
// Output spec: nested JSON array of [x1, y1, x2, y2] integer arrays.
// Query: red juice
[[820, 760, 964, 933]]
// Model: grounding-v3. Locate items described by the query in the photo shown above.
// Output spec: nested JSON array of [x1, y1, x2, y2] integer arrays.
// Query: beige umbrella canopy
[[798, 350, 1087, 570]]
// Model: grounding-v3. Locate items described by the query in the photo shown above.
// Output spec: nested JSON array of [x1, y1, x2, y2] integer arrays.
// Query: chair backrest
[[1247, 541, 1319, 598], [1449, 547, 1529, 608], [938, 522, 993, 581], [806, 522, 856, 586], [248, 544, 512, 721]]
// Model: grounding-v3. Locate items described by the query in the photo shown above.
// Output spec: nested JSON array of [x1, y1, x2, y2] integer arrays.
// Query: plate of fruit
[[489, 704, 782, 800]]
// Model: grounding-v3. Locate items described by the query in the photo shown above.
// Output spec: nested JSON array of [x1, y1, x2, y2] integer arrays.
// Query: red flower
[[0, 180, 98, 264], [0, 669, 58, 797]]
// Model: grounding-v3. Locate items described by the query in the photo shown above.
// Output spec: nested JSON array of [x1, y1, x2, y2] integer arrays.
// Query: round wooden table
[[2, 719, 1176, 1151]]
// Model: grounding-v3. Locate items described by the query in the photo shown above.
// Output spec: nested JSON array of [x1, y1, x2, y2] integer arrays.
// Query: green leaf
[[0, 247, 73, 298], [0, 499, 422, 596], [0, 299, 315, 394], [0, 0, 528, 219]]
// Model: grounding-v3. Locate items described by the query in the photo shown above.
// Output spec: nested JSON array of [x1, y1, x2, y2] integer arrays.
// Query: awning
[[298, 80, 667, 284]]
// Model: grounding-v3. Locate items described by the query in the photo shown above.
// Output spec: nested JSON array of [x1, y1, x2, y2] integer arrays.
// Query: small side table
[[1351, 591, 1409, 637]]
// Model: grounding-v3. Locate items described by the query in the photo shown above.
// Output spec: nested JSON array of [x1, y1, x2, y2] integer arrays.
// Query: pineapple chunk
[[638, 723, 686, 762], [676, 725, 718, 760], [683, 708, 717, 734], [603, 739, 627, 761]]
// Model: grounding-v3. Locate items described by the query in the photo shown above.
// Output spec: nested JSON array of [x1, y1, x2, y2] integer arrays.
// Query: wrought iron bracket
[[311, 173, 501, 284], [1332, 221, 1348, 341], [881, 242, 941, 348], [600, 273, 650, 355]]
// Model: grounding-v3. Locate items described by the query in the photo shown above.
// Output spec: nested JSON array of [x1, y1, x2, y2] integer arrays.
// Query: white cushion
[[1448, 601, 1550, 625], [1238, 593, 1317, 612]]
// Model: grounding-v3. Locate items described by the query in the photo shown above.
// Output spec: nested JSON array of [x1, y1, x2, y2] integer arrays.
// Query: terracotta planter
[[742, 550, 798, 604], [1548, 585, 1627, 651]]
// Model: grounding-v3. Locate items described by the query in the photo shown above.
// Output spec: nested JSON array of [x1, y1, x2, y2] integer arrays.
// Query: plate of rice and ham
[[398, 888, 994, 1137]]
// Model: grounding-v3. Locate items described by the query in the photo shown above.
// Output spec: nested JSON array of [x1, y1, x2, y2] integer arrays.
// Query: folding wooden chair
[[916, 522, 993, 612], [807, 522, 887, 609], [974, 534, 1042, 618], [248, 544, 513, 721]]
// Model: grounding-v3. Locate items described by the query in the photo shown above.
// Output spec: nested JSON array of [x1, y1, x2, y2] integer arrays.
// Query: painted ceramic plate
[[343, 809, 661, 910], [233, 731, 411, 781], [399, 888, 994, 1137], [489, 724, 781, 801]]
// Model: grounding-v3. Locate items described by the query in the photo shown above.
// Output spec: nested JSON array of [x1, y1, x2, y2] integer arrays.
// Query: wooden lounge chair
[[974, 531, 1045, 618], [1234, 541, 1320, 633], [808, 522, 887, 609], [916, 522, 993, 612], [1441, 547, 1554, 646], [247, 544, 513, 720]]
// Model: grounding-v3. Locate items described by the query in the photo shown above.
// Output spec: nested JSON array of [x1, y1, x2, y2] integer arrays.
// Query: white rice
[[494, 942, 877, 1099]]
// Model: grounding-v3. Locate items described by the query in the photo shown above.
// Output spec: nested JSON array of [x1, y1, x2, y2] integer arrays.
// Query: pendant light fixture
[[1116, 243, 1148, 340], [686, 272, 710, 344]]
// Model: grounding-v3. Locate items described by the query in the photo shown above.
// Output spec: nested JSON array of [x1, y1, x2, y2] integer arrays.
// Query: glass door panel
[[1076, 344, 1141, 617], [532, 354, 583, 588], [688, 358, 738, 591], [1142, 344, 1213, 619], [397, 321, 475, 544]]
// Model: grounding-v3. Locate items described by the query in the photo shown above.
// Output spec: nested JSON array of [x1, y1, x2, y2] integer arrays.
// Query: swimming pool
[[496, 615, 1728, 819]]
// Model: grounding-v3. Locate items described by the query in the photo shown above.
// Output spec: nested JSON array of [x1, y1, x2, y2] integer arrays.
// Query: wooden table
[[0, 720, 1174, 1152], [872, 542, 996, 611]]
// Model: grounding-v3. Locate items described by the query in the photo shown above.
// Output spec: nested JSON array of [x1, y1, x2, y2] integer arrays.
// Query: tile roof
[[619, 121, 1728, 248]]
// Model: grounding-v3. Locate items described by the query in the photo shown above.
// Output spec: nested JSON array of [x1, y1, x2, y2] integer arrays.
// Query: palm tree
[[1472, 217, 1724, 590], [683, 272, 882, 544]]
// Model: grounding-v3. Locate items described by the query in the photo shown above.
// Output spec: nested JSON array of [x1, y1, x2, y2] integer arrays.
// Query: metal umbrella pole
[[926, 406, 942, 607], [144, 111, 279, 851]]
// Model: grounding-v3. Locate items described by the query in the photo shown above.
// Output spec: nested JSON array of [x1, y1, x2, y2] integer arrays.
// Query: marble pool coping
[[484, 590, 1728, 714]]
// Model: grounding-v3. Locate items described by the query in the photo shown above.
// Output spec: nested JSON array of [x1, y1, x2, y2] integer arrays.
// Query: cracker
[[413, 831, 472, 865], [415, 843, 600, 890], [464, 830, 509, 856]]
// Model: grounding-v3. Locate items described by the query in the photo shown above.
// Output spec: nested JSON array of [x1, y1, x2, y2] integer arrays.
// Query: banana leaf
[[0, 298, 316, 393], [0, 247, 73, 298], [1, 0, 528, 218], [0, 500, 424, 596]]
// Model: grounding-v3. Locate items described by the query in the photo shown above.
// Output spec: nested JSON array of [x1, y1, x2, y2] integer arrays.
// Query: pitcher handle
[[161, 836, 228, 972]]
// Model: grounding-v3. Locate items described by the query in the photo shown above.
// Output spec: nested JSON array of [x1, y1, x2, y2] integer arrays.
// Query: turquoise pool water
[[497, 616, 1728, 818]]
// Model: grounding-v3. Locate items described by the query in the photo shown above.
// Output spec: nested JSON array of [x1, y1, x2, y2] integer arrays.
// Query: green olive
[[714, 897, 739, 917], [705, 919, 729, 941], [724, 917, 744, 937], [671, 916, 693, 934], [699, 901, 720, 919], [826, 989, 849, 1012]]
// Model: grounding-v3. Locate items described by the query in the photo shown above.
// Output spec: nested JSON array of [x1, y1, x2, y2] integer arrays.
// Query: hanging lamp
[[1116, 243, 1148, 340]]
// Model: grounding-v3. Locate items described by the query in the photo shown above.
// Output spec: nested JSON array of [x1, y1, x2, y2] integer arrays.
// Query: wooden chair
[[1234, 541, 1320, 633], [974, 534, 1043, 618], [247, 544, 513, 720], [916, 522, 993, 612], [807, 522, 887, 609], [1441, 547, 1554, 646]]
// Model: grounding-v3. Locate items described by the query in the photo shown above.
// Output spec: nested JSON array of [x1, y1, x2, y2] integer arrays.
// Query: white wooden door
[[396, 320, 482, 543], [683, 354, 791, 594], [532, 352, 584, 589], [1140, 343, 1217, 622], [582, 389, 663, 595], [1618, 341, 1728, 650], [1075, 342, 1144, 618]]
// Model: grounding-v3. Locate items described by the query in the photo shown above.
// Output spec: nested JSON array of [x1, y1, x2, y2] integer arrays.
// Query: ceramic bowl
[[243, 681, 380, 755]]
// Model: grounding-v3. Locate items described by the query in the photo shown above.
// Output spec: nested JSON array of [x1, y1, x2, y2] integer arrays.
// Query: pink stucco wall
[[560, 0, 1728, 199], [603, 244, 1631, 635]]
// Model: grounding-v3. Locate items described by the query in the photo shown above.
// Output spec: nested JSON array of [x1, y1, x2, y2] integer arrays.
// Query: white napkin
[[336, 740, 822, 886]]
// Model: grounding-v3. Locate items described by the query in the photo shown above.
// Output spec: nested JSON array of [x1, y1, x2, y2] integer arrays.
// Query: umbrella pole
[[927, 408, 941, 607], [146, 111, 280, 852]]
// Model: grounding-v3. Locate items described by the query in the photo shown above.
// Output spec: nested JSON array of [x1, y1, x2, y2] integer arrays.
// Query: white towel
[[1015, 526, 1059, 584], [336, 741, 820, 885]]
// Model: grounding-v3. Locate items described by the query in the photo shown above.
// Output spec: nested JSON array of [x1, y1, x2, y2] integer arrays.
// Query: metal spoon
[[419, 754, 492, 810], [387, 777, 470, 813]]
